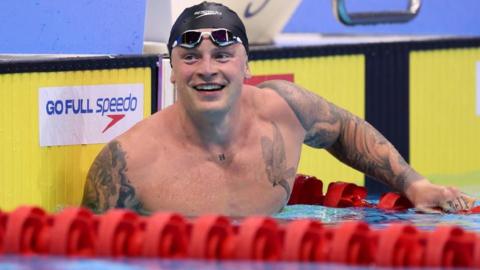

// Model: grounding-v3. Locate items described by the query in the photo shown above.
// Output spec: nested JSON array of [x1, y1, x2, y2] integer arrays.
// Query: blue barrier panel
[[0, 0, 146, 54], [284, 0, 480, 36]]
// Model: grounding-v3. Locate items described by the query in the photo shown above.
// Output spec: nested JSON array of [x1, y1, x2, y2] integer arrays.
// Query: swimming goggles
[[172, 28, 242, 49]]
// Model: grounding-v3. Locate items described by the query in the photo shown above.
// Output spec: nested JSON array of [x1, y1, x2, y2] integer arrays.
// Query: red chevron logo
[[102, 114, 125, 133]]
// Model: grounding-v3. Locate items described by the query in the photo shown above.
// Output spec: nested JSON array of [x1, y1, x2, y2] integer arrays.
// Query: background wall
[[284, 0, 480, 36], [410, 48, 480, 194]]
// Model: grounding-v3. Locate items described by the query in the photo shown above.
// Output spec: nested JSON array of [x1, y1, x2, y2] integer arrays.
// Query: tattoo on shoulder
[[82, 140, 143, 213], [258, 80, 345, 149], [261, 122, 296, 201]]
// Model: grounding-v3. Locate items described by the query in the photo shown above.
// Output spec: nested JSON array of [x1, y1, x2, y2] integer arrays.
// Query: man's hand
[[405, 178, 476, 213]]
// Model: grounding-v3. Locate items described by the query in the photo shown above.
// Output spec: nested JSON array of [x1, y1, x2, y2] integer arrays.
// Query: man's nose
[[197, 56, 218, 80]]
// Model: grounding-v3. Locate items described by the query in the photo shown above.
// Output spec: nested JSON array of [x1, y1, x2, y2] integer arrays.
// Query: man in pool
[[82, 1, 474, 216]]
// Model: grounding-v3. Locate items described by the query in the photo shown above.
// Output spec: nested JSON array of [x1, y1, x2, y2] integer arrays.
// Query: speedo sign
[[39, 83, 144, 146]]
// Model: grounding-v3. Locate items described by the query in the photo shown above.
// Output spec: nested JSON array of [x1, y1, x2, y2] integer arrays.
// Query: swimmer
[[82, 1, 474, 216]]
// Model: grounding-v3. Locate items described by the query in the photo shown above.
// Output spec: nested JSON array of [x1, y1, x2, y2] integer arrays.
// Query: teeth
[[194, 84, 223, 91]]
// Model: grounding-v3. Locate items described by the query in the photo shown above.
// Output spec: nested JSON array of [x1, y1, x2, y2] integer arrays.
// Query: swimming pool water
[[275, 201, 480, 231], [0, 256, 447, 270]]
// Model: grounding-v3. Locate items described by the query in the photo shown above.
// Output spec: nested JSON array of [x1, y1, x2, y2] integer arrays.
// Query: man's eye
[[183, 54, 198, 62], [215, 53, 232, 61]]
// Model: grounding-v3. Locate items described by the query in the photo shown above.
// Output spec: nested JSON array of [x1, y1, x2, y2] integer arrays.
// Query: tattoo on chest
[[82, 140, 143, 213], [261, 122, 295, 200]]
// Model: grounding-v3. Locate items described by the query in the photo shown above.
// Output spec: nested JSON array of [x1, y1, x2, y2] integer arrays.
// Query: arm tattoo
[[261, 122, 296, 201], [327, 115, 422, 192], [258, 80, 341, 148], [258, 80, 422, 193], [82, 140, 143, 213]]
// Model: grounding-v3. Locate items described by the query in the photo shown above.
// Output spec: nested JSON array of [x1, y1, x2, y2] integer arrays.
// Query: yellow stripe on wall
[[410, 48, 480, 194], [0, 68, 152, 211], [249, 55, 365, 186]]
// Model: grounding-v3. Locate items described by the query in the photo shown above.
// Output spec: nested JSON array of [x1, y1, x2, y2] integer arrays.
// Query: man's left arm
[[259, 80, 473, 212]]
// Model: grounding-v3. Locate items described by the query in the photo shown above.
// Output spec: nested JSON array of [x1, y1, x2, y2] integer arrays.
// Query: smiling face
[[170, 29, 251, 117]]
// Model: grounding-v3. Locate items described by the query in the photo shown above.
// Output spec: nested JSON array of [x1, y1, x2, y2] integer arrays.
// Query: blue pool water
[[1, 202, 479, 270], [274, 202, 480, 231], [0, 256, 448, 270]]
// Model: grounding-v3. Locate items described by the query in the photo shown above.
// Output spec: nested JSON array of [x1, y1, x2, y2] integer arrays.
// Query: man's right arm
[[82, 140, 143, 213]]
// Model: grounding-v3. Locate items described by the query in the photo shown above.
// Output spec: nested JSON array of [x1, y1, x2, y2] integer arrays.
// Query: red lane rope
[[2, 205, 480, 267], [288, 174, 478, 213], [1, 174, 479, 268]]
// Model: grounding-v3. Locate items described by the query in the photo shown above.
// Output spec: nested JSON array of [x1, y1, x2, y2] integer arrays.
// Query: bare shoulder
[[247, 82, 298, 123], [115, 106, 174, 157], [117, 107, 173, 142], [256, 80, 332, 123], [256, 80, 348, 148], [82, 139, 143, 213], [82, 107, 174, 213]]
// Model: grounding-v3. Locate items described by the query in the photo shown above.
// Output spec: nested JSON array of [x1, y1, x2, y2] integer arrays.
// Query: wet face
[[170, 29, 250, 116]]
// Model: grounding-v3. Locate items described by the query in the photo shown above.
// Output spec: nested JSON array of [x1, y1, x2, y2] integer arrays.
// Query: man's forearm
[[326, 113, 423, 193]]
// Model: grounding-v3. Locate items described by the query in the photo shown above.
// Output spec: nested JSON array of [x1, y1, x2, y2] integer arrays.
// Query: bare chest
[[134, 146, 276, 210], [126, 123, 302, 215]]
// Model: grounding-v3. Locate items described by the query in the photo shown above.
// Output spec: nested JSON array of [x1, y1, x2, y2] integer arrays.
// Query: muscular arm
[[258, 80, 422, 194], [82, 140, 143, 213]]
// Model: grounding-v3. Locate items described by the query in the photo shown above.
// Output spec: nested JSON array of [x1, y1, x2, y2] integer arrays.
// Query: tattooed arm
[[258, 80, 473, 212], [82, 140, 144, 214]]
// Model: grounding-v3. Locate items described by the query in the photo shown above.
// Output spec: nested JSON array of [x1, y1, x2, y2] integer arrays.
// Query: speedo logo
[[193, 10, 222, 18], [45, 94, 138, 133], [39, 83, 144, 146]]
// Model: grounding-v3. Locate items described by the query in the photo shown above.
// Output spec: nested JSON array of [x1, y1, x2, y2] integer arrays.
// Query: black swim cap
[[167, 1, 249, 57]]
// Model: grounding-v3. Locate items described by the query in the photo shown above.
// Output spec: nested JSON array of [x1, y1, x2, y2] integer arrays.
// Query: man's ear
[[244, 61, 252, 79], [170, 68, 176, 84]]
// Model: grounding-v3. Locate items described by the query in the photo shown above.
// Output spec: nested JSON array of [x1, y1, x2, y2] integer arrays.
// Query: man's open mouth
[[193, 84, 225, 91]]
